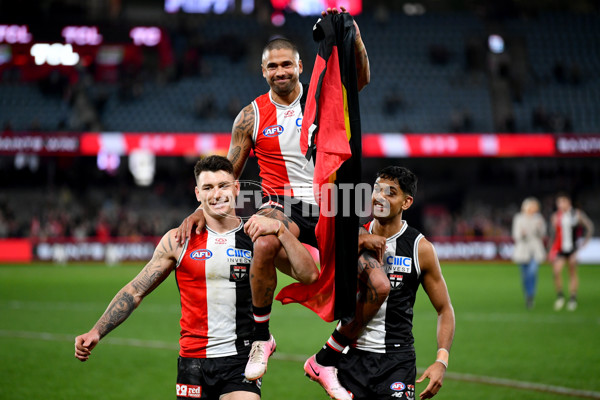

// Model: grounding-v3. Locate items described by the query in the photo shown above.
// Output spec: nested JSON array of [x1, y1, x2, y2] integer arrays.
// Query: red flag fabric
[[276, 12, 361, 322]]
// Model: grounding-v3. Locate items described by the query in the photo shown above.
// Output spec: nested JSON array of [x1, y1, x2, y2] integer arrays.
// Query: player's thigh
[[256, 207, 300, 237], [220, 391, 260, 400], [552, 258, 566, 273]]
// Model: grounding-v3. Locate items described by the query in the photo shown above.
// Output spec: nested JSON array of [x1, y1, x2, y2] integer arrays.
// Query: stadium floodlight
[[488, 34, 505, 54]]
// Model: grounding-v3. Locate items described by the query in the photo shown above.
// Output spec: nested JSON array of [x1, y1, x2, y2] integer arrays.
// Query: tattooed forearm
[[357, 252, 386, 304], [131, 264, 163, 294], [357, 252, 381, 274], [95, 291, 136, 338], [130, 251, 169, 294], [355, 47, 370, 90], [257, 208, 292, 229]]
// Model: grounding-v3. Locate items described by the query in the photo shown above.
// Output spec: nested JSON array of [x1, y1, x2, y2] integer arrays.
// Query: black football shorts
[[176, 353, 260, 399], [337, 347, 417, 400], [260, 196, 319, 248]]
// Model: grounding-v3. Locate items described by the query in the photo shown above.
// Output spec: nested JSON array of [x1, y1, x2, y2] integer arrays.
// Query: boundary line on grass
[[2, 329, 599, 399]]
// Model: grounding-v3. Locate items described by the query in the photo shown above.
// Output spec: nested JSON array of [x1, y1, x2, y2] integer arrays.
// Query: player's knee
[[253, 234, 282, 260], [302, 266, 319, 285]]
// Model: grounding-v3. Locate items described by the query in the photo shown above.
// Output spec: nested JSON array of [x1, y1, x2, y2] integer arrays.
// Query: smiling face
[[195, 170, 240, 220], [372, 177, 413, 221], [261, 47, 302, 100]]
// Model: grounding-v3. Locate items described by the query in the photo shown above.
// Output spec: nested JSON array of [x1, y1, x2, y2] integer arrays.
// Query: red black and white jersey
[[175, 220, 253, 358], [551, 209, 579, 254], [354, 220, 424, 353], [251, 85, 317, 205]]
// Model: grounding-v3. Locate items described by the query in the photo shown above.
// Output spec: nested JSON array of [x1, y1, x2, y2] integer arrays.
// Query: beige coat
[[512, 212, 547, 263]]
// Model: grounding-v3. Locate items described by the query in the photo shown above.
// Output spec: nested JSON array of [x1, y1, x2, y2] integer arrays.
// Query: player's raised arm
[[227, 103, 255, 179], [323, 6, 370, 91], [416, 238, 455, 400], [74, 230, 180, 362]]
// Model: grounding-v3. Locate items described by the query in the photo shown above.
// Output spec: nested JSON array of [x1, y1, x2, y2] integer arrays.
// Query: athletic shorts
[[176, 353, 261, 399], [260, 196, 319, 248], [557, 249, 576, 258], [337, 347, 417, 400]]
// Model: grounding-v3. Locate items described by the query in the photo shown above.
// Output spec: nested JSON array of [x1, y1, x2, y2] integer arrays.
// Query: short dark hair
[[262, 38, 299, 60], [376, 166, 418, 197], [194, 155, 234, 180]]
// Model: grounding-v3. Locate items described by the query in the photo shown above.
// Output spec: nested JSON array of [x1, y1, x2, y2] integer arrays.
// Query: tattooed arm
[[324, 6, 370, 91], [227, 103, 255, 179], [352, 13, 370, 91], [74, 230, 180, 361]]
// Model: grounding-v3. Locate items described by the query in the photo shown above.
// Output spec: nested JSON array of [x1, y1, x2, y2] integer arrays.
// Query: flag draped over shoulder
[[275, 12, 361, 322]]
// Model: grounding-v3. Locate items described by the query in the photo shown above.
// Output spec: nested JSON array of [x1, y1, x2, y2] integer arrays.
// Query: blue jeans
[[520, 259, 539, 299]]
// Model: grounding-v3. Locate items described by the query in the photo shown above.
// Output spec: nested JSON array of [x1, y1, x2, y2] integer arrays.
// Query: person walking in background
[[548, 193, 594, 311], [511, 197, 546, 309]]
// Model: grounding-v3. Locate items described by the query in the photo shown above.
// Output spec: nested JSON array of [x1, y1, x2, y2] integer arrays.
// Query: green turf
[[1, 262, 599, 399]]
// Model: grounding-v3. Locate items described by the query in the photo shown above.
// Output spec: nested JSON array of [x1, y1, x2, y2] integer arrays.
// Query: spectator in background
[[511, 197, 546, 309], [548, 193, 594, 311]]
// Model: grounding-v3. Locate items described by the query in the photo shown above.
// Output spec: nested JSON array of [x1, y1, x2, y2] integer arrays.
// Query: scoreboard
[[0, 23, 167, 82]]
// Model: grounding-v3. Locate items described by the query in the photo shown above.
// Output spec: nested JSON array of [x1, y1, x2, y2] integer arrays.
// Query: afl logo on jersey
[[263, 125, 284, 137], [390, 382, 405, 391], [190, 249, 213, 260]]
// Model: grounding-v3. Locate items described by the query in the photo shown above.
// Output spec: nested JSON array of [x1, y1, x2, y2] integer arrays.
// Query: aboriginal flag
[[276, 12, 361, 322]]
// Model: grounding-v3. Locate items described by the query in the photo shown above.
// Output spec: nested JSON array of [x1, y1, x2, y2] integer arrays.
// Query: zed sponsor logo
[[214, 237, 227, 244], [176, 384, 202, 398], [190, 249, 212, 260], [263, 125, 284, 137]]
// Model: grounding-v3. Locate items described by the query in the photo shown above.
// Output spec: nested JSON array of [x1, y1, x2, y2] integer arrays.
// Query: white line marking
[[2, 329, 599, 399], [0, 300, 181, 314], [3, 300, 599, 325]]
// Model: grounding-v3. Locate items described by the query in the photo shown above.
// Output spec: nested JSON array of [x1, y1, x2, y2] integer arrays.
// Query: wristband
[[436, 348, 449, 367]]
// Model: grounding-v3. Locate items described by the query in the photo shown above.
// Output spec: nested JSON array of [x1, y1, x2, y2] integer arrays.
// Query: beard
[[269, 75, 298, 97]]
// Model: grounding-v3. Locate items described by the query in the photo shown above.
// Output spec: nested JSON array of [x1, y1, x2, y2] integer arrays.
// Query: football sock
[[252, 305, 272, 341], [315, 329, 352, 367]]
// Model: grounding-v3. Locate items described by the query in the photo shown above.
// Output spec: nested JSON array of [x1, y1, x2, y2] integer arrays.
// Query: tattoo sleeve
[[228, 104, 254, 178], [94, 291, 136, 338], [94, 234, 176, 339], [357, 252, 385, 304]]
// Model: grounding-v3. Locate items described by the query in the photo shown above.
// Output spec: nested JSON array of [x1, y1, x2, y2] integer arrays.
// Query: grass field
[[1, 262, 599, 400]]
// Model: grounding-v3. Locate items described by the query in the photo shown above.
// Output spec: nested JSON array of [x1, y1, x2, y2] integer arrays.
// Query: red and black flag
[[276, 12, 361, 322]]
